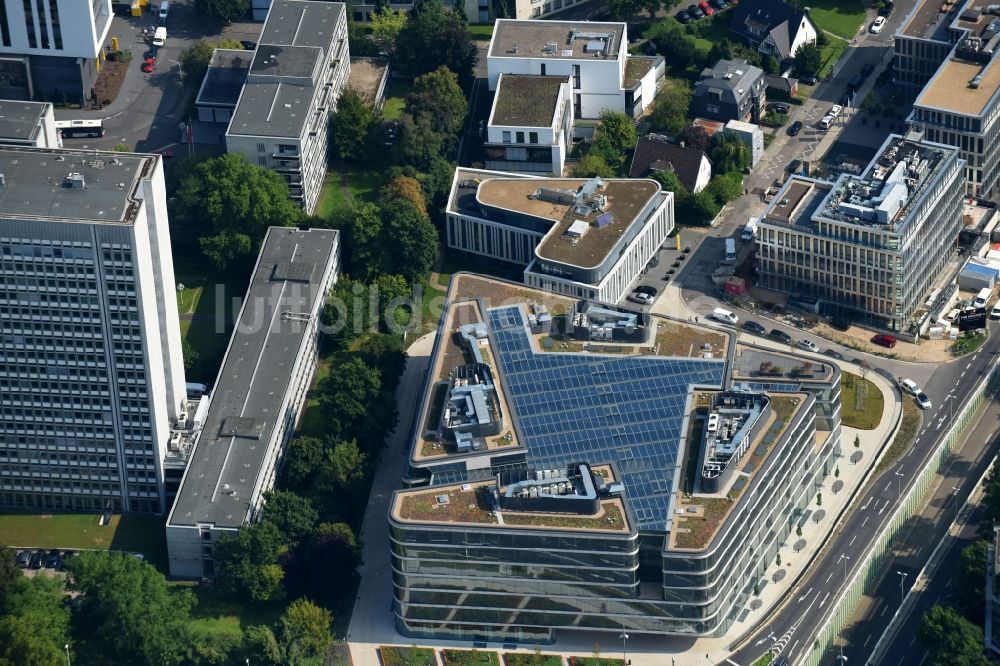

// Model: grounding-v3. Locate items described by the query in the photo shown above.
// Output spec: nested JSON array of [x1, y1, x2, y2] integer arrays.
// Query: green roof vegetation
[[492, 75, 564, 127]]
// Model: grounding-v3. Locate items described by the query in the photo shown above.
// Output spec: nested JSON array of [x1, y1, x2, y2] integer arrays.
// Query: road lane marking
[[961, 371, 966, 378], [864, 634, 873, 648], [850, 534, 857, 546], [820, 591, 830, 607], [826, 571, 834, 583], [967, 362, 973, 370], [907, 448, 915, 457], [884, 481, 891, 492], [880, 605, 888, 616]]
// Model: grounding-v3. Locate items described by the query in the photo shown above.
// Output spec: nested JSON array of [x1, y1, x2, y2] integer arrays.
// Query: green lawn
[[184, 584, 286, 640], [380, 646, 436, 666], [818, 39, 848, 79], [840, 372, 884, 430], [0, 512, 167, 570], [504, 653, 562, 666], [296, 357, 334, 438], [382, 79, 414, 121], [442, 649, 500, 666], [468, 23, 495, 41], [315, 172, 349, 220], [690, 17, 731, 57], [807, 0, 867, 40], [876, 397, 921, 474]]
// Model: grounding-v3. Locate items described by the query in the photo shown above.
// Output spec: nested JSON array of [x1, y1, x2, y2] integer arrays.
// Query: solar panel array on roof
[[595, 212, 613, 228], [486, 305, 725, 532]]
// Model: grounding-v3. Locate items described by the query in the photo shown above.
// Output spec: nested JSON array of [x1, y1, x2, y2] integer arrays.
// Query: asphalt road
[[726, 324, 1000, 666]]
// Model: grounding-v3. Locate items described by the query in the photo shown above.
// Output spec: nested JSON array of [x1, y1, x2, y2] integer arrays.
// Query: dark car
[[767, 102, 790, 114], [683, 246, 692, 253], [688, 4, 705, 18], [769, 329, 793, 344], [786, 159, 803, 173], [635, 285, 658, 297], [676, 254, 685, 261], [800, 74, 818, 85], [823, 348, 846, 360], [860, 63, 875, 78], [871, 333, 898, 348], [45, 549, 61, 569], [787, 120, 802, 136], [240, 40, 257, 50], [742, 320, 766, 335], [676, 9, 691, 23], [28, 549, 44, 570], [709, 0, 728, 8], [671, 261, 681, 268], [16, 550, 31, 568], [847, 74, 864, 93], [880, 0, 893, 16]]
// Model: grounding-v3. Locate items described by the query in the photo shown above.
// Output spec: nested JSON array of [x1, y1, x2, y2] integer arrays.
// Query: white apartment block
[[485, 73, 572, 174], [166, 227, 340, 579], [226, 0, 350, 215], [0, 100, 61, 148], [0, 147, 186, 514], [487, 19, 664, 120], [447, 168, 673, 304], [0, 0, 113, 103]]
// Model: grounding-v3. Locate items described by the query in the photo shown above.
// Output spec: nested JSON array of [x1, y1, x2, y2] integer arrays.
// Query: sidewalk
[[347, 298, 904, 666]]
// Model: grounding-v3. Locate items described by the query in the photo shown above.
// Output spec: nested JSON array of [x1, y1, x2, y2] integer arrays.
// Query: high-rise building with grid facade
[[0, 147, 186, 514]]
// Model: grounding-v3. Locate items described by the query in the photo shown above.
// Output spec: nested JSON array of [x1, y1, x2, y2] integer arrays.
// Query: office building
[[195, 49, 252, 125], [0, 0, 113, 103], [898, 0, 1000, 197], [0, 146, 186, 513], [166, 227, 340, 579], [692, 59, 766, 124], [485, 74, 572, 175], [487, 19, 664, 119], [446, 169, 673, 304], [756, 134, 965, 332], [389, 278, 842, 641], [226, 0, 350, 215], [0, 100, 60, 148]]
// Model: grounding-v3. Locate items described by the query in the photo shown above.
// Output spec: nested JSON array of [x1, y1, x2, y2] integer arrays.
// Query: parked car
[[634, 285, 658, 297], [769, 329, 792, 344], [710, 0, 728, 8], [787, 120, 802, 136], [742, 320, 766, 335], [847, 74, 864, 93], [829, 104, 843, 117], [711, 307, 739, 325], [676, 9, 691, 23], [767, 102, 790, 114], [870, 16, 886, 33], [899, 378, 920, 395], [880, 0, 894, 16], [676, 254, 685, 262], [16, 550, 31, 568], [240, 40, 257, 50], [991, 303, 1000, 318], [45, 549, 61, 569], [796, 339, 820, 353], [786, 159, 804, 173], [871, 333, 897, 348], [688, 4, 705, 18], [141, 56, 155, 73], [823, 348, 846, 360], [683, 246, 692, 253], [915, 391, 932, 410], [698, 0, 714, 15], [860, 63, 875, 78], [800, 74, 817, 85], [28, 549, 44, 569], [628, 291, 653, 305]]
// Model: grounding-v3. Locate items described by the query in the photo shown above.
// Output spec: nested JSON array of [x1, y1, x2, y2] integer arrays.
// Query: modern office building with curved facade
[[388, 276, 842, 643]]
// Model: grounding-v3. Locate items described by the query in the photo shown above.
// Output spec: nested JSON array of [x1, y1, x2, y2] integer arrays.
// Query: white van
[[974, 287, 992, 308], [711, 307, 739, 325], [818, 116, 834, 130], [152, 27, 167, 47], [158, 1, 169, 23]]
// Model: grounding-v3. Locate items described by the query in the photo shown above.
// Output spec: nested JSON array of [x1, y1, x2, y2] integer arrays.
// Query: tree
[[186, 632, 242, 666], [590, 110, 637, 172], [370, 7, 407, 57], [0, 543, 19, 606], [405, 67, 469, 147], [281, 599, 333, 666], [918, 604, 991, 665], [321, 357, 386, 447], [957, 540, 989, 622], [329, 201, 383, 280], [283, 436, 327, 490], [979, 460, 1000, 540], [213, 521, 287, 602], [240, 625, 282, 666], [65, 552, 194, 666], [710, 131, 751, 174], [653, 26, 697, 69], [707, 39, 734, 65], [396, 112, 447, 171], [182, 338, 199, 372], [689, 190, 721, 225], [180, 40, 216, 81], [175, 154, 302, 269], [396, 0, 477, 89], [573, 154, 615, 178], [380, 175, 429, 218], [0, 575, 70, 666], [794, 42, 822, 79], [262, 490, 319, 548], [286, 523, 362, 607], [194, 0, 249, 23], [380, 199, 439, 282], [649, 83, 692, 137], [358, 333, 408, 386], [705, 171, 743, 206], [330, 88, 379, 162], [607, 0, 639, 21], [326, 440, 368, 491], [764, 54, 781, 76]]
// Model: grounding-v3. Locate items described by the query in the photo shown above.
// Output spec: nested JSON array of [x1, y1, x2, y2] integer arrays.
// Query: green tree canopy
[[0, 543, 19, 606], [710, 131, 751, 174], [262, 489, 319, 548], [213, 521, 287, 602], [590, 110, 637, 172], [65, 552, 194, 666], [380, 175, 429, 218], [330, 88, 380, 162], [174, 153, 302, 269], [649, 83, 692, 137], [705, 171, 744, 206], [396, 112, 447, 171], [240, 625, 282, 666], [280, 598, 334, 666], [194, 0, 249, 22], [689, 190, 721, 225], [396, 0, 477, 89], [283, 436, 327, 491], [573, 154, 615, 178], [651, 23, 697, 69], [287, 523, 362, 607], [607, 0, 639, 20], [917, 604, 991, 665], [794, 41, 822, 79], [370, 7, 408, 58], [320, 357, 386, 447], [405, 67, 469, 149], [0, 575, 71, 666], [379, 199, 439, 282], [179, 40, 216, 81], [957, 539, 989, 622]]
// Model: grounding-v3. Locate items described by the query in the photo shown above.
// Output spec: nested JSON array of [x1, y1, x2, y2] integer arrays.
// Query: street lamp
[[619, 631, 629, 666], [838, 553, 851, 582], [64, 644, 70, 666], [896, 571, 908, 605], [894, 468, 906, 497], [168, 59, 184, 88], [836, 647, 848, 665], [953, 485, 962, 517]]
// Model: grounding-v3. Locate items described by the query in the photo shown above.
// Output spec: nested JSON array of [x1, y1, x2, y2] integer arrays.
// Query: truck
[[741, 217, 758, 242], [152, 27, 167, 48], [724, 238, 737, 264]]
